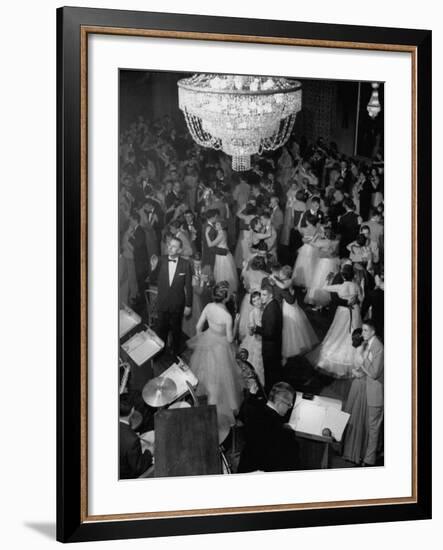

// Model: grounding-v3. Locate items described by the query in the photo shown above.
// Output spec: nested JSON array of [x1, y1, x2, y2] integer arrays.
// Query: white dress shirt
[[168, 257, 178, 285]]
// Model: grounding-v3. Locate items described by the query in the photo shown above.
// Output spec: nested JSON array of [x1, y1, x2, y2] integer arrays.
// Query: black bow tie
[[168, 258, 177, 263]]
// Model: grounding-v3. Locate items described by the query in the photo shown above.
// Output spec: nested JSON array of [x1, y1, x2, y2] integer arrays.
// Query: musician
[[119, 393, 153, 479], [238, 382, 299, 473]]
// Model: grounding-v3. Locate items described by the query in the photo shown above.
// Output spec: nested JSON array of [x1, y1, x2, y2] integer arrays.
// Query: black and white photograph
[[118, 70, 385, 479]]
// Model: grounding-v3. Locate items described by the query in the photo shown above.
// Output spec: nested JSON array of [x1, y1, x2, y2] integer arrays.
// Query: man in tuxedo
[[119, 393, 153, 479], [238, 382, 299, 473], [360, 321, 384, 466], [299, 196, 325, 228], [338, 198, 360, 258], [151, 236, 192, 357], [201, 209, 227, 272], [254, 286, 282, 393]]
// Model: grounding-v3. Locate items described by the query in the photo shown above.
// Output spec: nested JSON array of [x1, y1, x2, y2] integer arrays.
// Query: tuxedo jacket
[[338, 211, 360, 253], [261, 277, 295, 305], [119, 421, 152, 479], [255, 299, 282, 357], [364, 337, 384, 407], [152, 255, 193, 313]]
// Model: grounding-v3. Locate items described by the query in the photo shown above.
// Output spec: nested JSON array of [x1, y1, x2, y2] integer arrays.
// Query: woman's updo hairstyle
[[306, 212, 319, 226], [249, 290, 262, 305], [295, 189, 306, 202], [250, 216, 261, 231], [356, 233, 367, 247], [351, 328, 363, 348], [342, 264, 355, 281], [212, 283, 229, 303], [250, 255, 266, 271]]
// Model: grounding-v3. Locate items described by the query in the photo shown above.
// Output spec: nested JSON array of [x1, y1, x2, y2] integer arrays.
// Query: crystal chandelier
[[367, 82, 381, 119], [178, 73, 302, 171]]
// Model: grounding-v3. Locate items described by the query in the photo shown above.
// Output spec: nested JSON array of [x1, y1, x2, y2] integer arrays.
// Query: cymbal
[[142, 377, 177, 407]]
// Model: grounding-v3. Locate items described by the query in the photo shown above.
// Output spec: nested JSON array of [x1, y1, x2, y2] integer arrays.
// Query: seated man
[[119, 393, 153, 479], [238, 382, 299, 473]]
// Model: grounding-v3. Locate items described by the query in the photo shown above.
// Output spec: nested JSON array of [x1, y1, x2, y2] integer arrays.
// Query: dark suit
[[129, 225, 149, 298], [119, 421, 152, 479], [254, 299, 282, 392], [261, 277, 295, 305], [362, 288, 384, 338], [338, 211, 360, 257], [152, 255, 192, 355], [238, 396, 298, 472]]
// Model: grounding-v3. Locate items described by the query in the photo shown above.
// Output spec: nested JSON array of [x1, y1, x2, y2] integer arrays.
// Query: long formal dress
[[281, 296, 319, 359], [292, 227, 319, 289], [342, 349, 368, 464], [188, 303, 243, 426], [213, 232, 239, 292], [307, 281, 362, 378], [240, 307, 265, 386], [305, 239, 340, 307]]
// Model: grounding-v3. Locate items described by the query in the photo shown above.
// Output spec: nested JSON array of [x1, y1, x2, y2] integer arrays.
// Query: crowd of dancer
[[119, 113, 385, 469]]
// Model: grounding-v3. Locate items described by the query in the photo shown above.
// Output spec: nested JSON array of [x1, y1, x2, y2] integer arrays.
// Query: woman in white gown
[[292, 213, 320, 289], [187, 284, 243, 426], [269, 265, 319, 363], [206, 220, 239, 292], [238, 255, 268, 340], [239, 291, 264, 386], [307, 267, 363, 378], [305, 228, 340, 309]]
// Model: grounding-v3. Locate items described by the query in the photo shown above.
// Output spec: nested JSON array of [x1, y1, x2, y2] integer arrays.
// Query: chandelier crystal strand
[[178, 74, 302, 171], [367, 82, 381, 119]]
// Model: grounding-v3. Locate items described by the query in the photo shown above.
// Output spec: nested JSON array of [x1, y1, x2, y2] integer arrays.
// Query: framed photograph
[[57, 6, 432, 543]]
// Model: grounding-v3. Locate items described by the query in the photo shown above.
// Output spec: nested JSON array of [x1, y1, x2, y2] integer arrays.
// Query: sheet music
[[121, 330, 164, 365], [290, 400, 326, 436], [322, 408, 350, 442], [289, 398, 350, 442]]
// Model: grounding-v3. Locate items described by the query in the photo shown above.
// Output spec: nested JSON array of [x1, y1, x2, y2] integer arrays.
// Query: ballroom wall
[[120, 70, 375, 157]]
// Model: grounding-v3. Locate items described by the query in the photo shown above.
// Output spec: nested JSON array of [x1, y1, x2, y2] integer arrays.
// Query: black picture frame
[[57, 6, 432, 543]]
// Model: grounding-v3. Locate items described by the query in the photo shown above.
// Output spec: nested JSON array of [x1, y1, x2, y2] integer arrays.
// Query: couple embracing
[[202, 209, 238, 292]]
